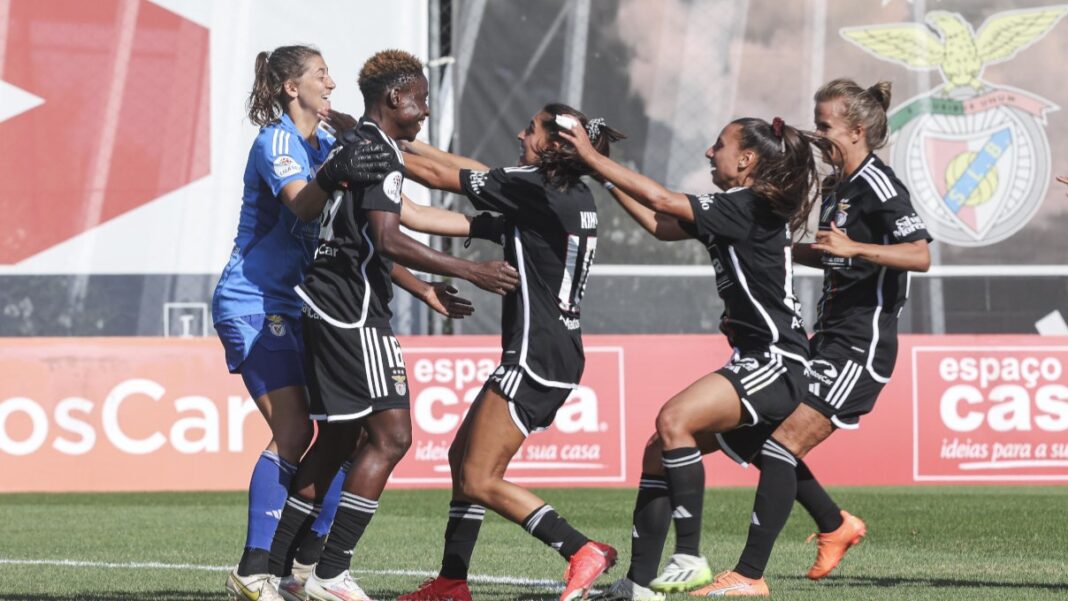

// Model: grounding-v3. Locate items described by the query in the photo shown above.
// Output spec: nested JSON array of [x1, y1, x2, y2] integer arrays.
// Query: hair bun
[[867, 82, 893, 111], [770, 117, 784, 139]]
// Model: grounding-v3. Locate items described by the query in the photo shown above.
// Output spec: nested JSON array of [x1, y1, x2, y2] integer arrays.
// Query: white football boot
[[648, 554, 713, 593], [226, 568, 285, 601], [304, 569, 372, 601]]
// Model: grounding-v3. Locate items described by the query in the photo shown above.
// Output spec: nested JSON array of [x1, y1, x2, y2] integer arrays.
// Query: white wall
[[0, 0, 428, 275]]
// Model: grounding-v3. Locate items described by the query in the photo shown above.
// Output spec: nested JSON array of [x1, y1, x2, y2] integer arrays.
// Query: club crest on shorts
[[841, 7, 1067, 246], [266, 314, 286, 337], [392, 373, 407, 395], [726, 356, 760, 374]]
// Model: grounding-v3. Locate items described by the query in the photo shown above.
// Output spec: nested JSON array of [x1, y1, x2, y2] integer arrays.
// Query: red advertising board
[[0, 0, 211, 265], [911, 344, 1068, 482], [1, 335, 1065, 492], [397, 344, 627, 485]]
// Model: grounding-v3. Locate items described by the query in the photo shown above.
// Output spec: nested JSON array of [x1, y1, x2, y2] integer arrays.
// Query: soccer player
[[699, 80, 932, 596], [262, 49, 520, 601], [394, 105, 625, 601], [560, 117, 824, 600], [214, 45, 398, 601]]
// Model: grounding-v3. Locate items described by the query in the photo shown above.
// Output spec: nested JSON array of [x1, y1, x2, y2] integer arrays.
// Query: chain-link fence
[[3, 0, 1066, 337], [444, 0, 1068, 337]]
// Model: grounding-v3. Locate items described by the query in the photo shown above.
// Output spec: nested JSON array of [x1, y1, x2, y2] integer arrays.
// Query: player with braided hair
[[260, 49, 519, 601], [215, 44, 400, 601]]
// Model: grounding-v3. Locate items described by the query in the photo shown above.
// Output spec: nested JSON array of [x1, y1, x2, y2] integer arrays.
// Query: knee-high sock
[[794, 460, 842, 533], [310, 460, 352, 537], [735, 439, 798, 579], [267, 495, 321, 577], [292, 460, 354, 566], [246, 451, 297, 550], [315, 492, 379, 579], [662, 448, 704, 557], [439, 501, 486, 580], [627, 474, 672, 587], [522, 504, 589, 560], [238, 451, 296, 575]]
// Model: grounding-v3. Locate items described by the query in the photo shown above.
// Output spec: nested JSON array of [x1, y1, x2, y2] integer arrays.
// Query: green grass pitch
[[1, 486, 1066, 600]]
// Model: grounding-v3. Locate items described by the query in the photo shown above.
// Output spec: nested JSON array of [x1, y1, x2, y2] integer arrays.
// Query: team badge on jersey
[[273, 155, 302, 179], [842, 7, 1066, 246], [835, 200, 851, 227], [392, 373, 407, 396], [266, 314, 286, 336], [383, 171, 403, 204]]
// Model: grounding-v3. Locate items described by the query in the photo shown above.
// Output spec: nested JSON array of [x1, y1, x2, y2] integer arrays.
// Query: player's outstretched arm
[[559, 123, 693, 222], [606, 185, 692, 241], [400, 194, 473, 237], [369, 210, 518, 295], [813, 223, 931, 272], [318, 108, 484, 173], [403, 153, 465, 194], [390, 265, 474, 319], [403, 139, 490, 171]]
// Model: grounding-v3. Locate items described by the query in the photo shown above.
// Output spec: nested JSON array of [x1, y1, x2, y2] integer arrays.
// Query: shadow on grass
[[782, 575, 1068, 591], [377, 587, 560, 601]]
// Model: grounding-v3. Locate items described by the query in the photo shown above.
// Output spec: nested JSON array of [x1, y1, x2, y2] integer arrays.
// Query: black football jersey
[[813, 153, 931, 379], [296, 118, 406, 329], [460, 166, 598, 389], [680, 187, 809, 365]]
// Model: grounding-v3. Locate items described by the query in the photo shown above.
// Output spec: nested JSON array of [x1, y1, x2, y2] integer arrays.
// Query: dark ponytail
[[537, 103, 626, 190], [733, 117, 826, 235], [246, 45, 322, 127]]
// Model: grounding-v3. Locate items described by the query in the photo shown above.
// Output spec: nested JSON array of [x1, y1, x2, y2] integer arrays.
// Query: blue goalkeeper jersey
[[212, 114, 335, 323]]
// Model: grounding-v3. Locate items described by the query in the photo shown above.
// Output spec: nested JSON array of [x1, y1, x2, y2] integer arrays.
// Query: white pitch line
[[0, 558, 564, 589]]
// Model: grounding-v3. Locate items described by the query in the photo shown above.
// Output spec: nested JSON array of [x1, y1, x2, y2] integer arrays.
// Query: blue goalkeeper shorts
[[215, 314, 305, 398]]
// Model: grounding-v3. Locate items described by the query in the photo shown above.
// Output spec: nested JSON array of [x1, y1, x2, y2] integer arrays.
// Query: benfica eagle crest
[[841, 7, 1066, 246]]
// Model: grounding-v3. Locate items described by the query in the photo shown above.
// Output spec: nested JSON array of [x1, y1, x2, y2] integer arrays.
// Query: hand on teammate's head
[[557, 119, 594, 159], [319, 108, 358, 132]]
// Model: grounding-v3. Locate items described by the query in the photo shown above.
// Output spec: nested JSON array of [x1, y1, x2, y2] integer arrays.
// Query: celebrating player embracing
[[261, 49, 519, 601]]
